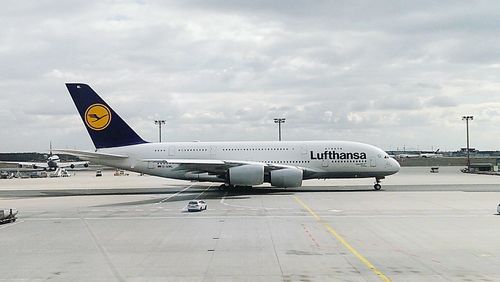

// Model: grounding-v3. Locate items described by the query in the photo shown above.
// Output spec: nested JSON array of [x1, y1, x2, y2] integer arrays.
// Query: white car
[[187, 200, 207, 212]]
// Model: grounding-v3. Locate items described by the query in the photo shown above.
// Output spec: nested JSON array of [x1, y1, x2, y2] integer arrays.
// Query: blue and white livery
[[59, 83, 400, 190]]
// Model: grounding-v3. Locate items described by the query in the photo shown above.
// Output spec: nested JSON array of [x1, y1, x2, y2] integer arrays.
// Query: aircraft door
[[370, 158, 376, 167], [168, 145, 176, 156], [322, 159, 329, 167], [300, 145, 308, 155], [147, 161, 155, 169], [210, 146, 217, 158]]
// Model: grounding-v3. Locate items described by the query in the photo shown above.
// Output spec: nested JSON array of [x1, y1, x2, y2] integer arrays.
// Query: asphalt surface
[[1, 167, 500, 281]]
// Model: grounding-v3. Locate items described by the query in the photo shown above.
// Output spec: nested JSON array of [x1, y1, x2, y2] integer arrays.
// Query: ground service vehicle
[[0, 209, 18, 224]]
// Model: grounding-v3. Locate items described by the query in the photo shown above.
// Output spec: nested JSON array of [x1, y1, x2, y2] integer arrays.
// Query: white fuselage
[[47, 155, 60, 168], [92, 140, 400, 183]]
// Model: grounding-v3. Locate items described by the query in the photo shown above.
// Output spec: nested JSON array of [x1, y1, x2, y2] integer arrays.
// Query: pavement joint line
[[80, 216, 124, 282], [293, 195, 391, 282]]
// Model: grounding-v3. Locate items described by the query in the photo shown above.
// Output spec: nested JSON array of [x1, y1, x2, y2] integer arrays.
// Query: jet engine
[[228, 165, 264, 186], [270, 168, 303, 188]]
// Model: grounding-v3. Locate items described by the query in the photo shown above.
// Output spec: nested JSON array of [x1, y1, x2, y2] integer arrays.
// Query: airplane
[[395, 152, 420, 158], [395, 149, 442, 159], [419, 149, 443, 158], [0, 144, 89, 171], [57, 83, 400, 190]]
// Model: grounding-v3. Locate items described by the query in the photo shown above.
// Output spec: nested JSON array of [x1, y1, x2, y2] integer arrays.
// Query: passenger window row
[[222, 148, 289, 151], [266, 160, 310, 164], [332, 160, 366, 163]]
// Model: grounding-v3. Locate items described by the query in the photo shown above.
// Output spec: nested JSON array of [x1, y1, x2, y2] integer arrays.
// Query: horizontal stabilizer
[[54, 149, 128, 160]]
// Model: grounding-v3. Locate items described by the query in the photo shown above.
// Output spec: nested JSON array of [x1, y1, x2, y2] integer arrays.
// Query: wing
[[141, 158, 318, 177], [53, 149, 128, 160], [0, 161, 49, 168], [58, 161, 90, 168]]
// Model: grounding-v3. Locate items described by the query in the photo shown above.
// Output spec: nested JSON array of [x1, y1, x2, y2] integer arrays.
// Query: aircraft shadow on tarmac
[[84, 186, 376, 207], [0, 185, 375, 207]]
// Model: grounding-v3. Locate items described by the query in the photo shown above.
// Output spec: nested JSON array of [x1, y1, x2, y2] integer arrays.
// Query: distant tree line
[[0, 153, 82, 162]]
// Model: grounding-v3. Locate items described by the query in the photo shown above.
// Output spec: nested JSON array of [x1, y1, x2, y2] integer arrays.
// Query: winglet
[[66, 83, 148, 149]]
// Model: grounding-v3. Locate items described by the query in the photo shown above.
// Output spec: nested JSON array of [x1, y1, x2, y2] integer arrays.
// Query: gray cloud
[[1, 1, 500, 152]]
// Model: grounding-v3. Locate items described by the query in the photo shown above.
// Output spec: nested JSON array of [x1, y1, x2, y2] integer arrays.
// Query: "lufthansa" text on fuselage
[[310, 150, 367, 160]]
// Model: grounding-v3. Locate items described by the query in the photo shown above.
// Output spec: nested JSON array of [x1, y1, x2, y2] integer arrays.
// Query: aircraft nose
[[391, 158, 401, 173]]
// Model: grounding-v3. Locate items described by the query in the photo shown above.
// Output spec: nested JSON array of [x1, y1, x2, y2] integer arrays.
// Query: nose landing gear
[[374, 177, 384, 190]]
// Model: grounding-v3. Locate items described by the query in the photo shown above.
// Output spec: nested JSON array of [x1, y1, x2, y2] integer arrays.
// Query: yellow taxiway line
[[293, 195, 391, 282]]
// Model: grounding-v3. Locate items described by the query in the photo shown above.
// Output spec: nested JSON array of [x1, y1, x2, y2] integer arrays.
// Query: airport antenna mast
[[274, 118, 286, 141], [462, 115, 473, 171], [154, 120, 166, 142]]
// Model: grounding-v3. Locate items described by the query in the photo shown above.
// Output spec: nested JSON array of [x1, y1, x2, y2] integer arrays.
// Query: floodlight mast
[[462, 116, 473, 171], [273, 118, 286, 141], [154, 120, 166, 142]]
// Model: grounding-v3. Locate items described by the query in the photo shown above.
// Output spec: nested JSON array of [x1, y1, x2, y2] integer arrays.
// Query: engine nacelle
[[228, 165, 264, 186], [270, 168, 303, 188]]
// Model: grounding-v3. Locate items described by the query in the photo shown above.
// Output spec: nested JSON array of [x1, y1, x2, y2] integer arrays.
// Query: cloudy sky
[[1, 0, 500, 152]]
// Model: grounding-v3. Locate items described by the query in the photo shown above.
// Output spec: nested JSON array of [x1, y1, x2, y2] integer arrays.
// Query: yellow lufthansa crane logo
[[85, 104, 111, 131]]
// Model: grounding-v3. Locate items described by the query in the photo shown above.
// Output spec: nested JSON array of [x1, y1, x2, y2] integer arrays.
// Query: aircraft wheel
[[374, 183, 382, 190]]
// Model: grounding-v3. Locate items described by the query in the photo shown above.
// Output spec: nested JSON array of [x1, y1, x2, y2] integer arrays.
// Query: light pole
[[462, 116, 473, 171], [154, 120, 166, 142], [273, 118, 286, 141]]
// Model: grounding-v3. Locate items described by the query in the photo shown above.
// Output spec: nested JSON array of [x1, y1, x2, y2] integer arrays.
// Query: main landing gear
[[374, 177, 384, 190], [218, 184, 253, 191], [218, 184, 231, 191]]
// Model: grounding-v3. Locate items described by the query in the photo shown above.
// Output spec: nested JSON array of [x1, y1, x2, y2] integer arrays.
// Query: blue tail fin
[[66, 83, 148, 149]]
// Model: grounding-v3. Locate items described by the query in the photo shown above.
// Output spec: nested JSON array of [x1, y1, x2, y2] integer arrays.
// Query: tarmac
[[1, 167, 500, 281]]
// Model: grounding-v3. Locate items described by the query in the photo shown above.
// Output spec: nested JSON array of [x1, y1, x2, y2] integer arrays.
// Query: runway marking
[[194, 184, 213, 200], [21, 215, 327, 220], [219, 191, 228, 204], [156, 184, 196, 204], [329, 209, 343, 212], [302, 224, 320, 247], [293, 195, 391, 282]]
